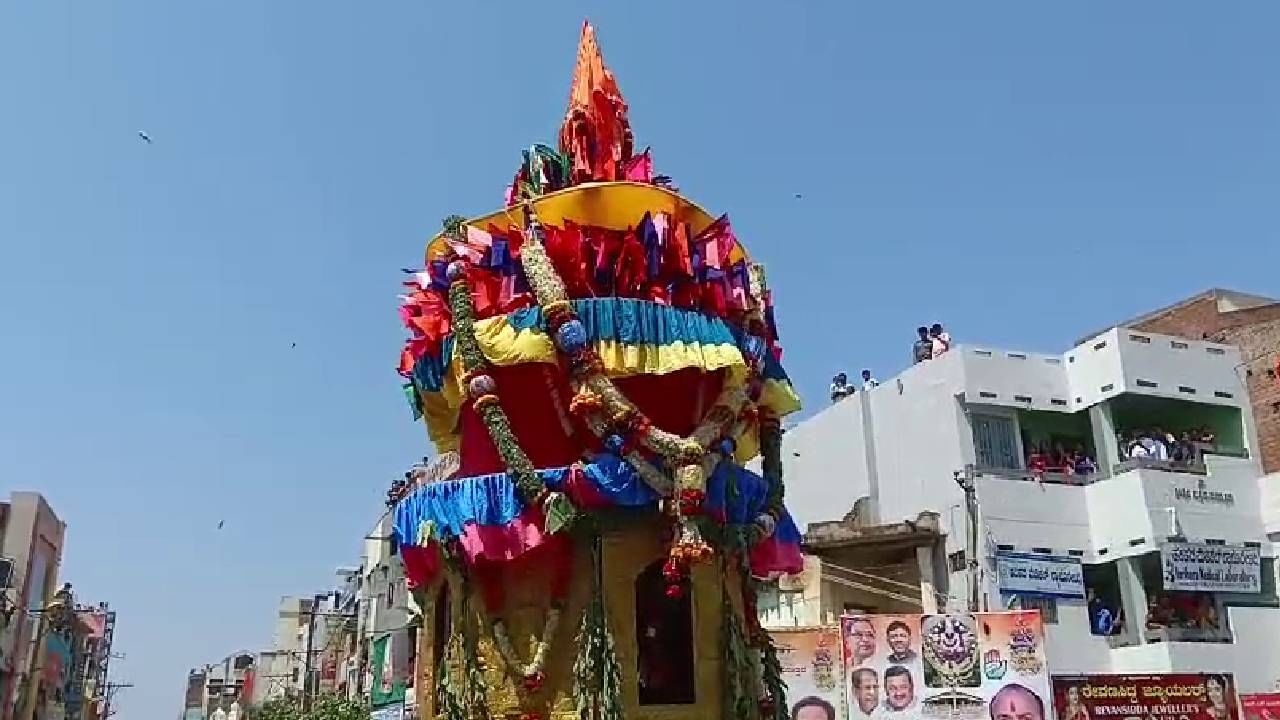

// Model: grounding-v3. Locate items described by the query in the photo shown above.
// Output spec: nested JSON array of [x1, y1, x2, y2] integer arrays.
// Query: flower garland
[[491, 603, 563, 693], [514, 208, 762, 578], [446, 278, 546, 505]]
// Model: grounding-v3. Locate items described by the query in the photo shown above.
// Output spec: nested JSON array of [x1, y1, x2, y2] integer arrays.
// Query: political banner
[[771, 626, 846, 720], [996, 552, 1086, 599], [840, 611, 1051, 720], [1240, 694, 1280, 720], [1051, 674, 1239, 720], [1161, 542, 1261, 593]]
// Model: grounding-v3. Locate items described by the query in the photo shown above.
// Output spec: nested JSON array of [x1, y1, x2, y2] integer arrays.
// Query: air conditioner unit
[[0, 557, 13, 589]]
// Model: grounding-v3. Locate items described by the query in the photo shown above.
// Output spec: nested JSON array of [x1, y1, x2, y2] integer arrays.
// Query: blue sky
[[2, 1, 1278, 718]]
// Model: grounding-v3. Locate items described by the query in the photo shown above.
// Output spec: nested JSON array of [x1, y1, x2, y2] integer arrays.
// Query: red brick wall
[[1133, 299, 1280, 473]]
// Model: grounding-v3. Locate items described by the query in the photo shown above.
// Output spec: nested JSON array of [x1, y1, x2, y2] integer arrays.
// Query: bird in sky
[[291, 342, 297, 348], [216, 520, 225, 530], [137, 131, 152, 144], [794, 193, 803, 199]]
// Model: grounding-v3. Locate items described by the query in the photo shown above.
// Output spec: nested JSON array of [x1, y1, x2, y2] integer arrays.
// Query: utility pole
[[301, 593, 323, 712], [954, 467, 980, 612], [100, 681, 134, 719]]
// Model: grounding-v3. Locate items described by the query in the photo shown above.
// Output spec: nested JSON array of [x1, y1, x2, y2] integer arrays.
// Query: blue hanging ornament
[[554, 319, 588, 353]]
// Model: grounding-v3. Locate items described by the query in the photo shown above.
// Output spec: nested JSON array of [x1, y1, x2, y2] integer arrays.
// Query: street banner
[[1161, 542, 1261, 593], [996, 552, 1086, 599], [370, 634, 406, 707], [840, 611, 1051, 720], [771, 626, 846, 720], [1051, 674, 1239, 720], [1241, 694, 1280, 720]]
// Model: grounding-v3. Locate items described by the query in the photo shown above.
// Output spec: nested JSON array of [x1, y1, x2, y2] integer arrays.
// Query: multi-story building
[[0, 492, 66, 720], [199, 652, 255, 720], [65, 603, 116, 720], [781, 326, 1280, 691], [356, 514, 415, 718]]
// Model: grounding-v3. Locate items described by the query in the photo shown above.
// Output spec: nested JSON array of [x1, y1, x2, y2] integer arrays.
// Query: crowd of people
[[1025, 444, 1099, 476], [828, 323, 952, 405], [1144, 592, 1220, 632], [1118, 427, 1217, 465], [830, 370, 880, 402], [912, 323, 951, 364]]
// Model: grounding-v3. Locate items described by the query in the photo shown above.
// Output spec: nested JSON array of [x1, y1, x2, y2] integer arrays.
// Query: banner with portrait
[[840, 611, 1052, 720], [1050, 674, 1239, 720], [771, 626, 847, 720]]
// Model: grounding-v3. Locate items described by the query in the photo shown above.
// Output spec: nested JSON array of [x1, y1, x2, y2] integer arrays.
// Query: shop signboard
[[1051, 673, 1239, 720], [840, 611, 1051, 720], [1240, 693, 1280, 720], [996, 552, 1086, 599], [1161, 542, 1261, 593], [770, 626, 846, 719]]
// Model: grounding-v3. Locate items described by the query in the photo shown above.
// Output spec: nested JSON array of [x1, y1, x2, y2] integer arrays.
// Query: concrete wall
[[975, 460, 1266, 560], [774, 396, 872, 530], [867, 354, 970, 547]]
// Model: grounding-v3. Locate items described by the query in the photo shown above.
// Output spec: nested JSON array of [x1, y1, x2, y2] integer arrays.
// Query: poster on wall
[[1238, 693, 1280, 720], [840, 611, 1051, 720], [1051, 674, 1239, 720], [771, 626, 846, 720], [1161, 542, 1261, 593]]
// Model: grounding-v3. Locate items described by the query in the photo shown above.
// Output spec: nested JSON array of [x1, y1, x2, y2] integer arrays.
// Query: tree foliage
[[251, 694, 368, 720]]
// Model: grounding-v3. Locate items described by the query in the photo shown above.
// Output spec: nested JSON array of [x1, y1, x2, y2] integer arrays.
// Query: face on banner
[[840, 612, 1051, 720], [1052, 674, 1239, 720], [771, 627, 845, 720]]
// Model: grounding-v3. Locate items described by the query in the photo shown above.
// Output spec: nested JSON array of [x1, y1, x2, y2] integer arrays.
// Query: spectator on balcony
[[1145, 595, 1175, 630], [1027, 447, 1048, 474], [1172, 432, 1199, 465], [929, 323, 952, 357], [861, 369, 880, 391], [830, 373, 855, 403], [1087, 589, 1118, 636], [1074, 452, 1098, 475], [913, 327, 933, 364]]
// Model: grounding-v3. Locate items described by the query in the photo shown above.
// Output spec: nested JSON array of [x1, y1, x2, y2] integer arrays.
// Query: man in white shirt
[[930, 323, 952, 357], [861, 369, 880, 391], [830, 373, 855, 403]]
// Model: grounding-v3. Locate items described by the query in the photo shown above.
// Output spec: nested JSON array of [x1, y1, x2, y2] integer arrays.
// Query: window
[[1016, 596, 1058, 623], [635, 560, 695, 705], [972, 414, 1019, 469]]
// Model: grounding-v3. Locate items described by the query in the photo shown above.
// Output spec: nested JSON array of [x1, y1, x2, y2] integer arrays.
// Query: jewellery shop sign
[[1161, 541, 1261, 593]]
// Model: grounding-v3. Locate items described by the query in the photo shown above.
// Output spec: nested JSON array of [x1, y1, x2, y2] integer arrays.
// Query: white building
[[780, 326, 1280, 692], [355, 513, 416, 711]]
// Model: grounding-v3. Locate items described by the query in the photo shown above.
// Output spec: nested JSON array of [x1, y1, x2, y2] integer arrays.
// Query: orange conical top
[[559, 21, 634, 184]]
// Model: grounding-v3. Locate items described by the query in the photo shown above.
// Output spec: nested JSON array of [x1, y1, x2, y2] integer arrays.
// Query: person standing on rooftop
[[913, 327, 933, 364], [930, 323, 952, 356]]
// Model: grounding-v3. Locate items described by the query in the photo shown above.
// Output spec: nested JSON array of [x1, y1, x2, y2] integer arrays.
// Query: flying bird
[[793, 193, 803, 199], [291, 342, 296, 348], [216, 520, 225, 530], [137, 131, 152, 144]]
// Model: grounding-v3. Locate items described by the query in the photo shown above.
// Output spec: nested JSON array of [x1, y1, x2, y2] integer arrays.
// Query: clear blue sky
[[2, 2, 1277, 718]]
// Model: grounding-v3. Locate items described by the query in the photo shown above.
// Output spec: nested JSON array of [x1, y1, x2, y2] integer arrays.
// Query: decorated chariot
[[393, 23, 804, 720]]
